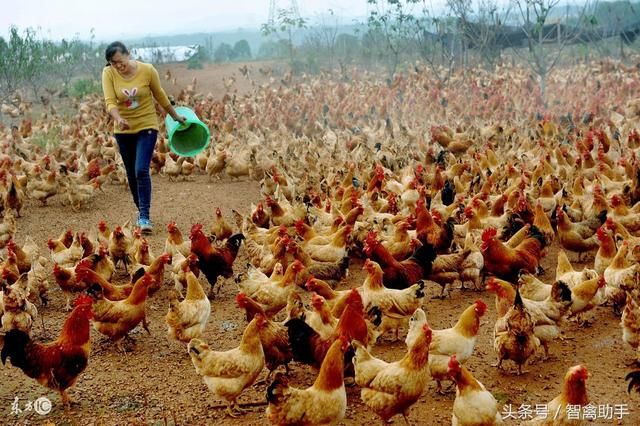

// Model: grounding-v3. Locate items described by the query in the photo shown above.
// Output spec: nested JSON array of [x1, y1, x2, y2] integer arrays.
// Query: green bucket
[[165, 106, 210, 157]]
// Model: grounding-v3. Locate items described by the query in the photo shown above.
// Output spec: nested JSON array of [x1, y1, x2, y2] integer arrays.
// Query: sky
[[0, 0, 379, 41]]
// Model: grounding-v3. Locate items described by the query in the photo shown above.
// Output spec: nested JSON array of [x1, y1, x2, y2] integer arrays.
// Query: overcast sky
[[0, 0, 380, 41]]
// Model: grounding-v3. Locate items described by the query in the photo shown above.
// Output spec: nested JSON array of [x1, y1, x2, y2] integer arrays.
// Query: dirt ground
[[0, 172, 637, 426], [0, 61, 639, 425]]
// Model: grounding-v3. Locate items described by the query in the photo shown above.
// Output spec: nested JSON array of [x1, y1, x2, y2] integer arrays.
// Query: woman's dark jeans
[[114, 129, 157, 221]]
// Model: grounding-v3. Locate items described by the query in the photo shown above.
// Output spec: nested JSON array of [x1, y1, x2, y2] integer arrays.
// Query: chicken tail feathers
[[266, 372, 288, 404], [411, 243, 437, 274], [625, 370, 640, 394], [1, 329, 30, 369]]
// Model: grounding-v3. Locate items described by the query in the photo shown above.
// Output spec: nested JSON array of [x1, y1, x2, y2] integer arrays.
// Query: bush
[[30, 124, 62, 149], [70, 78, 100, 98]]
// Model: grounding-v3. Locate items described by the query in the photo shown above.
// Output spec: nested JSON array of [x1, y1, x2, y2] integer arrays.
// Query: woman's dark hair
[[105, 41, 129, 66]]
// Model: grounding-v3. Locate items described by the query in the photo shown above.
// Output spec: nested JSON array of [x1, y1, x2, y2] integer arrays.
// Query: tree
[[233, 40, 252, 59], [261, 7, 308, 66], [514, 0, 591, 100], [0, 27, 49, 100], [213, 43, 234, 63], [366, 0, 422, 76], [303, 9, 341, 71]]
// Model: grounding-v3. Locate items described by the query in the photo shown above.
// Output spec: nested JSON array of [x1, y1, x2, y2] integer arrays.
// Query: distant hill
[[122, 24, 365, 58]]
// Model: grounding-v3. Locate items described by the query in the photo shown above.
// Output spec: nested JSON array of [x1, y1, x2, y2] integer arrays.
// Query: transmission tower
[[268, 0, 300, 25]]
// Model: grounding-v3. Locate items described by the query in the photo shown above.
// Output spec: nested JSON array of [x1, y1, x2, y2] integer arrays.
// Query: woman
[[102, 41, 185, 234]]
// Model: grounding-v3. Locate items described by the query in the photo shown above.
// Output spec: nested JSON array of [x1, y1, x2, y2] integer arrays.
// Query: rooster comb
[[74, 294, 93, 307], [481, 227, 497, 242]]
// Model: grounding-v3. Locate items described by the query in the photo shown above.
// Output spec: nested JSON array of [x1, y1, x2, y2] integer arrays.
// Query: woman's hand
[[116, 117, 130, 130], [174, 115, 187, 125]]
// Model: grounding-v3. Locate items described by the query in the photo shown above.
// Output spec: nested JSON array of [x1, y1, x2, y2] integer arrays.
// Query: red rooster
[[364, 231, 437, 289], [481, 226, 546, 282], [189, 223, 245, 297], [1, 294, 93, 407]]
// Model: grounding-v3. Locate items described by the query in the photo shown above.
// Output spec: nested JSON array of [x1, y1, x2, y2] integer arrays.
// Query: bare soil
[[0, 172, 637, 426]]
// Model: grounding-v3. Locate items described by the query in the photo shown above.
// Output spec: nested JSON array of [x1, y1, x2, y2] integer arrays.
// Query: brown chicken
[[164, 221, 191, 258], [493, 286, 540, 374], [363, 231, 437, 290], [525, 365, 589, 425], [267, 336, 348, 425], [236, 293, 292, 380], [555, 207, 600, 261], [108, 226, 133, 273], [481, 226, 546, 282], [1, 295, 93, 406], [210, 207, 233, 241], [449, 355, 503, 425], [89, 273, 153, 350], [353, 321, 432, 424]]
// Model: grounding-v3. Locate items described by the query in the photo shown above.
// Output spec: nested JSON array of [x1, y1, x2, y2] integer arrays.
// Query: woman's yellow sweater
[[102, 61, 171, 134]]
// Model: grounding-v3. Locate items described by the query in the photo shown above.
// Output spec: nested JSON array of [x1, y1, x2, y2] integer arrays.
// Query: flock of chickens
[[1, 58, 640, 424]]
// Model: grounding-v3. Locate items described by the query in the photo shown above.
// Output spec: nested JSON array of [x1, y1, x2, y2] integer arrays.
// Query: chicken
[[459, 233, 485, 291], [525, 365, 589, 425], [81, 243, 116, 282], [353, 320, 432, 424], [0, 210, 16, 249], [415, 198, 454, 253], [555, 207, 599, 261], [171, 252, 201, 296], [304, 224, 352, 263], [132, 252, 171, 297], [364, 231, 437, 289], [493, 286, 540, 374], [89, 273, 153, 349], [306, 293, 338, 340], [1, 295, 93, 406], [621, 291, 640, 363], [238, 260, 300, 301], [74, 261, 132, 301], [187, 316, 265, 417], [481, 226, 546, 282], [48, 232, 84, 267], [361, 259, 425, 340], [4, 175, 24, 217], [266, 336, 348, 426], [519, 273, 552, 301], [426, 247, 467, 298], [555, 250, 598, 289], [448, 355, 503, 425], [165, 221, 191, 258], [428, 300, 488, 393], [487, 278, 573, 359], [381, 220, 414, 260], [604, 241, 640, 309], [286, 289, 372, 369], [165, 269, 210, 342], [239, 261, 304, 317], [236, 294, 293, 378], [26, 170, 58, 205], [53, 262, 88, 311], [210, 207, 233, 241], [1, 275, 38, 334], [305, 277, 357, 317], [532, 200, 554, 245], [569, 276, 606, 319], [26, 256, 50, 306], [189, 224, 245, 297], [108, 226, 133, 273], [8, 236, 39, 274], [594, 225, 616, 275]]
